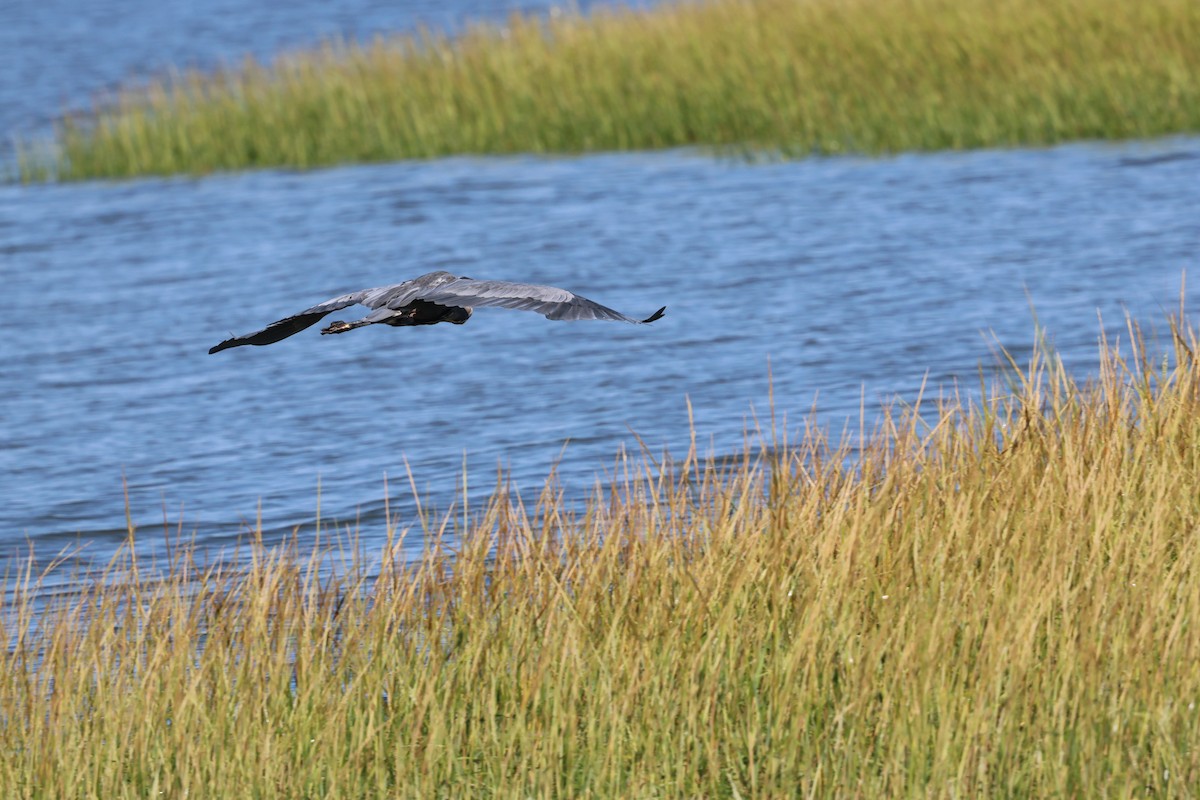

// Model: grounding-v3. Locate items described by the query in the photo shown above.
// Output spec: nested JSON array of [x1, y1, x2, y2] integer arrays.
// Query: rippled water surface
[[3, 0, 1199, 572]]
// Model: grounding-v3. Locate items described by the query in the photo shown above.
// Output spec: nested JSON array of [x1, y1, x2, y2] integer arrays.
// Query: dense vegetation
[[19, 0, 1200, 180], [5, 315, 1200, 796]]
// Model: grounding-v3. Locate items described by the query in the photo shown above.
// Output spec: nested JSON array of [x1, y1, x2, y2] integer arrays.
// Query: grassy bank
[[4, 316, 1200, 797], [20, 0, 1200, 180]]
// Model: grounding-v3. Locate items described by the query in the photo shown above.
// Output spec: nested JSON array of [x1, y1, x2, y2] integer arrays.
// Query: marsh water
[[3, 0, 1198, 574]]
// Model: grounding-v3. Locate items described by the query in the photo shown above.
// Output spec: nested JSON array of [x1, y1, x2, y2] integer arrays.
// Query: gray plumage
[[209, 271, 665, 354]]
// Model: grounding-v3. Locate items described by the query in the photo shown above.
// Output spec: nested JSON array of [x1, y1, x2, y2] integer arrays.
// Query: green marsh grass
[[22, 0, 1200, 180], [5, 314, 1200, 796]]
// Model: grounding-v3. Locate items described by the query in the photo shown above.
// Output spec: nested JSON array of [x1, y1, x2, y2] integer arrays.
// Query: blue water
[[3, 0, 1198, 574]]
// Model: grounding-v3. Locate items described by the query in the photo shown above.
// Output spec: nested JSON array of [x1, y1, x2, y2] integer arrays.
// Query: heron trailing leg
[[321, 318, 374, 335], [321, 302, 473, 335]]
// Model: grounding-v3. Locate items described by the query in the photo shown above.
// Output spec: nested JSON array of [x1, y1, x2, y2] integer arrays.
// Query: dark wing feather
[[208, 289, 373, 353], [414, 278, 665, 323]]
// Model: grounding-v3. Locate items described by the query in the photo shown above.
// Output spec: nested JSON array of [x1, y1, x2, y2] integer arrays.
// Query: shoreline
[[18, 0, 1200, 181]]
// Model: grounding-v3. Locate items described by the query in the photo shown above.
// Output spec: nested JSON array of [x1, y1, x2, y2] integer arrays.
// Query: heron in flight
[[209, 270, 665, 354]]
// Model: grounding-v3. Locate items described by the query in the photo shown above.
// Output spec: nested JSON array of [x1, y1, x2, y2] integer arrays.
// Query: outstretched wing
[[207, 272, 461, 353], [208, 289, 374, 353], [414, 278, 666, 323]]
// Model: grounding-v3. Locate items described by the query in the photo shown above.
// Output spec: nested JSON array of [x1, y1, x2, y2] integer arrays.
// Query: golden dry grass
[[19, 0, 1200, 180], [4, 315, 1200, 796]]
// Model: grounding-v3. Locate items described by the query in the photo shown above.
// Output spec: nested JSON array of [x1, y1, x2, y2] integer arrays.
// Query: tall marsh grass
[[4, 315, 1200, 796], [22, 0, 1200, 180]]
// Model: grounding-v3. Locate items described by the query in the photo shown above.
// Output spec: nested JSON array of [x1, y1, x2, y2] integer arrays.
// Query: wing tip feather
[[641, 306, 666, 324]]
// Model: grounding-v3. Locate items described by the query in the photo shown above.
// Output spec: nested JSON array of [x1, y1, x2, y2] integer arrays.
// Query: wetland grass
[[22, 0, 1200, 180], [5, 315, 1200, 796]]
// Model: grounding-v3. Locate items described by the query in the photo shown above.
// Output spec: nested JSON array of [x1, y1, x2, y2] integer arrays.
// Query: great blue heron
[[209, 270, 665, 354]]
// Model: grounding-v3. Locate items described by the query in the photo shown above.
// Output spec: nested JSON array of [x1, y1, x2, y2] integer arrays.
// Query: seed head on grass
[[4, 311, 1200, 795]]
